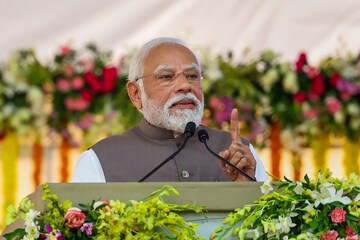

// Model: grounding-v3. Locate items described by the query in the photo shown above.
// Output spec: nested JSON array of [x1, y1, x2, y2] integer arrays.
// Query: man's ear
[[127, 81, 142, 110]]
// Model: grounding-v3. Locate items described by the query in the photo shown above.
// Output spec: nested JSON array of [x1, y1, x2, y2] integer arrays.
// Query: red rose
[[310, 74, 325, 97], [64, 208, 86, 228], [295, 52, 307, 73], [293, 92, 306, 103], [81, 90, 93, 102], [85, 72, 102, 93], [329, 72, 340, 87], [101, 67, 118, 93]]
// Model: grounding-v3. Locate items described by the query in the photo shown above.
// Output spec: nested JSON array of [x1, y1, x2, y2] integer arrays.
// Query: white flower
[[311, 183, 351, 207], [283, 72, 298, 93], [260, 180, 273, 195], [293, 182, 305, 195], [24, 209, 40, 222], [275, 215, 296, 234], [244, 226, 262, 240]]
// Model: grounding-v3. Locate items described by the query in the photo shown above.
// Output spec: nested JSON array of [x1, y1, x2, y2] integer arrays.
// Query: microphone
[[138, 122, 196, 182], [197, 129, 256, 182]]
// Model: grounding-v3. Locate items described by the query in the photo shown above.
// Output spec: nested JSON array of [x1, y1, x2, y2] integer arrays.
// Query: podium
[[1, 182, 263, 239]]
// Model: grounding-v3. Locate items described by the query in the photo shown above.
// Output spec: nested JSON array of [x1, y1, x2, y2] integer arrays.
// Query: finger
[[219, 150, 230, 168], [230, 108, 242, 145]]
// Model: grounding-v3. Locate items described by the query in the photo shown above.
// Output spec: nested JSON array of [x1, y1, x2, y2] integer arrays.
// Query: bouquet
[[4, 184, 205, 240], [212, 169, 360, 240], [48, 43, 119, 139]]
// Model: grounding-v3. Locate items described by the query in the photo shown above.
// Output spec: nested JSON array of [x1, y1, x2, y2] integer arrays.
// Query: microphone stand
[[138, 122, 196, 182]]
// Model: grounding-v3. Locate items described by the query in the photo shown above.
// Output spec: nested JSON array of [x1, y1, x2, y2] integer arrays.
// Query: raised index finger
[[230, 108, 242, 144]]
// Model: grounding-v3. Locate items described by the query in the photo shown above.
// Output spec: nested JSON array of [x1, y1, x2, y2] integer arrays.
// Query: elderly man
[[71, 37, 267, 182]]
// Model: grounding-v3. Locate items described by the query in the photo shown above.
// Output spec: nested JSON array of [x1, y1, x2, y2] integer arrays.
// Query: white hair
[[127, 37, 200, 82]]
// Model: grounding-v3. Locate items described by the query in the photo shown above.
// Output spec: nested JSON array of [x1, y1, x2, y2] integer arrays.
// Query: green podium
[[1, 182, 263, 239]]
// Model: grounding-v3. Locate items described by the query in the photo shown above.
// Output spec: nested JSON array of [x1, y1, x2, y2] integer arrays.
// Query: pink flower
[[320, 230, 338, 240], [76, 114, 93, 130], [56, 78, 71, 92], [329, 207, 346, 223], [325, 97, 342, 114], [60, 45, 71, 56], [80, 223, 93, 236], [303, 108, 319, 120], [71, 76, 84, 90], [346, 225, 356, 236], [64, 208, 86, 228], [64, 97, 89, 111], [347, 235, 358, 240], [306, 66, 318, 79]]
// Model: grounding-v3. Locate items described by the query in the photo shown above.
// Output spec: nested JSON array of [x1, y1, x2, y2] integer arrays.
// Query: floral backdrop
[[0, 43, 359, 228]]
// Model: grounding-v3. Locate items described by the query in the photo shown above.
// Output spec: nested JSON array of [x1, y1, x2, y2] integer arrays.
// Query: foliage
[[0, 49, 50, 136], [212, 169, 360, 240], [4, 184, 205, 240]]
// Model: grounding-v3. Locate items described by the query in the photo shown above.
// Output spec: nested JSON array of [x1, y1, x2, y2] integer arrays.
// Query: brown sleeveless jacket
[[91, 119, 249, 182]]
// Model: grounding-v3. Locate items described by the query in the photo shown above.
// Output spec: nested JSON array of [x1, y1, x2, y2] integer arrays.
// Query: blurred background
[[0, 0, 359, 231]]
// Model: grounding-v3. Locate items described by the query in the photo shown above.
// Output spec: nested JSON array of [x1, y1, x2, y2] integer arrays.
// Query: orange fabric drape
[[60, 136, 71, 182], [32, 136, 43, 188], [270, 121, 282, 180]]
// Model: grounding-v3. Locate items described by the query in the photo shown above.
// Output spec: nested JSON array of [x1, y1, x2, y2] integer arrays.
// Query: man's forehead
[[154, 63, 199, 71]]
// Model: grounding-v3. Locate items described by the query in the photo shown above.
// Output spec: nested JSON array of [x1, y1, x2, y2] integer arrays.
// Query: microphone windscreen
[[184, 122, 196, 136], [197, 129, 209, 143]]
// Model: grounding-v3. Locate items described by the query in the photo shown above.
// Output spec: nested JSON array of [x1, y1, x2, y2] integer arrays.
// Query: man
[[71, 37, 267, 182]]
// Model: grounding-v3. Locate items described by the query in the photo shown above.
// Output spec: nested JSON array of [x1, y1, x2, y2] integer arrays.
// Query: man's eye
[[157, 73, 174, 80], [185, 73, 199, 80]]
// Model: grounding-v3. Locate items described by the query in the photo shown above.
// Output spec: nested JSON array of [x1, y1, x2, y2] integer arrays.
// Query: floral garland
[[212, 169, 360, 239], [4, 185, 205, 239]]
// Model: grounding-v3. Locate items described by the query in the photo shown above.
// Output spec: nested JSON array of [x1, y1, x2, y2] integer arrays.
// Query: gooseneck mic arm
[[197, 129, 257, 182], [138, 122, 196, 182]]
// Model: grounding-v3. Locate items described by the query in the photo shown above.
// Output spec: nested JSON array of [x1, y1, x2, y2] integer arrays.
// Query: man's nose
[[174, 73, 191, 93]]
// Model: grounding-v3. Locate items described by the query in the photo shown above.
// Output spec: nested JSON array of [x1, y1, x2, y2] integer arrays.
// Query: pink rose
[[329, 207, 346, 223], [320, 230, 338, 240], [64, 207, 86, 228], [60, 45, 71, 56], [71, 76, 84, 90], [63, 64, 75, 77], [347, 235, 358, 240], [56, 78, 71, 92], [325, 97, 342, 114], [303, 108, 319, 120]]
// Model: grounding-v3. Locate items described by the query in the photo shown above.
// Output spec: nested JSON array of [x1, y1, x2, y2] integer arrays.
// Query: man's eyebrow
[[154, 65, 173, 72], [184, 63, 199, 69]]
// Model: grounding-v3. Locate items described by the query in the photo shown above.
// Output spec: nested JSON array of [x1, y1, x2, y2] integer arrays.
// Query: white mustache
[[164, 93, 200, 110]]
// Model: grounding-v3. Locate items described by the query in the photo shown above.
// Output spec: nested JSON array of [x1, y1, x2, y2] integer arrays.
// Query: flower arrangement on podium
[[212, 169, 360, 240], [4, 185, 205, 240]]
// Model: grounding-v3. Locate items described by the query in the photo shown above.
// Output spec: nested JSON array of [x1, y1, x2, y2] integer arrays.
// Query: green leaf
[[3, 228, 26, 240]]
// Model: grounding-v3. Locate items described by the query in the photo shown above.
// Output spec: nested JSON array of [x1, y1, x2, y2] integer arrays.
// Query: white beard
[[138, 81, 204, 134]]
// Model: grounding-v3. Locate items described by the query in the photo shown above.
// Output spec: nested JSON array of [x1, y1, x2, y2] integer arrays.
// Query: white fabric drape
[[1, 0, 359, 63]]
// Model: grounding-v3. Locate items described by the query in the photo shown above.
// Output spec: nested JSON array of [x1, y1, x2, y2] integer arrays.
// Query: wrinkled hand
[[219, 109, 256, 182]]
